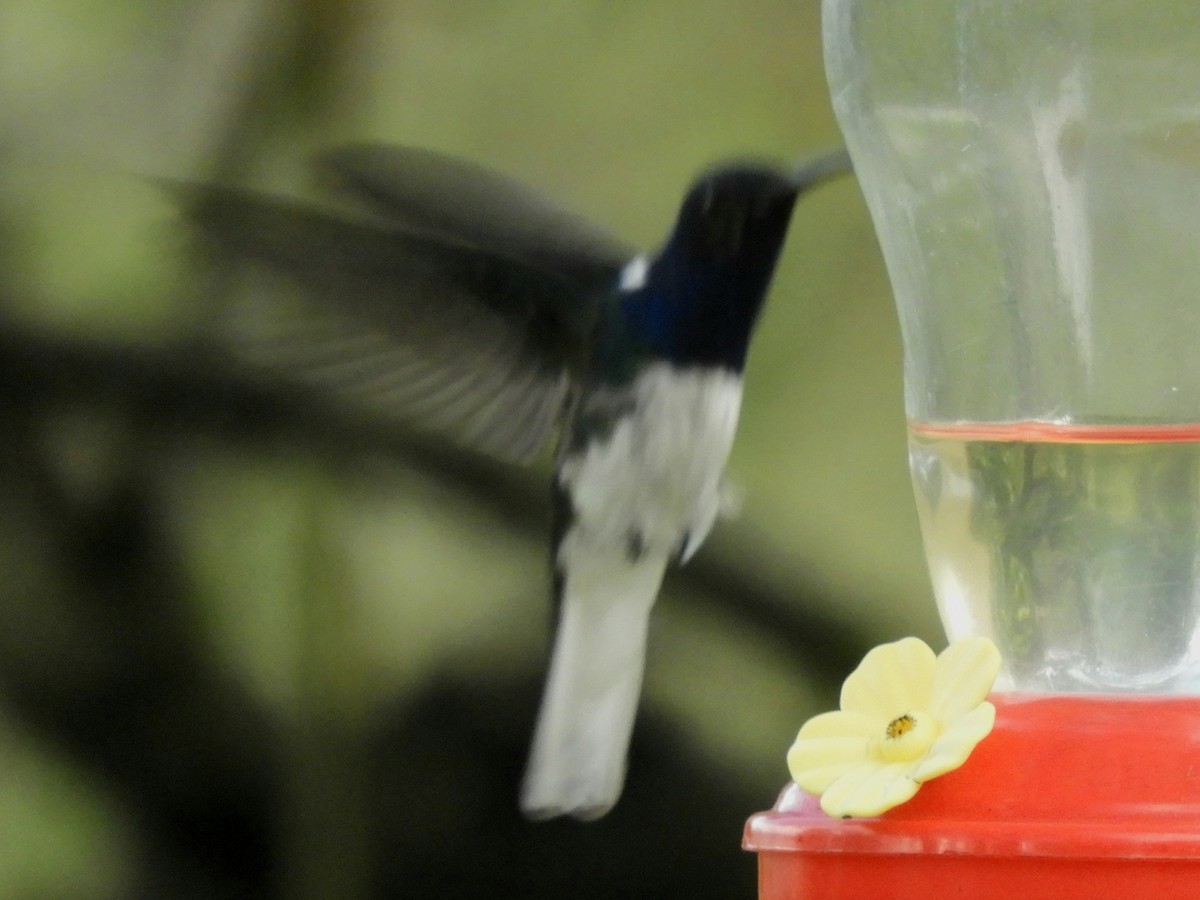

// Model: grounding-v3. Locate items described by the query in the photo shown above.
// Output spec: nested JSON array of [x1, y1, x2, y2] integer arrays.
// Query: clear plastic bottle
[[824, 0, 1200, 691]]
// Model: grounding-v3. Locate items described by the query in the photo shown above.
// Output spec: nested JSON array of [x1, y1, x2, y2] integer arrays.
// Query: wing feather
[[180, 182, 606, 462], [316, 143, 635, 290]]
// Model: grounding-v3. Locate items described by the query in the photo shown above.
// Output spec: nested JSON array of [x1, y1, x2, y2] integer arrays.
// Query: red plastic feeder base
[[744, 693, 1200, 899]]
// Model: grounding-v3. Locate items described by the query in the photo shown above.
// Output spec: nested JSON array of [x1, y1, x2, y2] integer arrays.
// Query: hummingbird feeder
[[745, 2, 1200, 896]]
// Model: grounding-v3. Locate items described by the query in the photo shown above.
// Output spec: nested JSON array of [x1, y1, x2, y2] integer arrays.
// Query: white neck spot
[[618, 255, 650, 292]]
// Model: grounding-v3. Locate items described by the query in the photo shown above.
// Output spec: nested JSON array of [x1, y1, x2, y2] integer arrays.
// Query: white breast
[[557, 362, 743, 562]]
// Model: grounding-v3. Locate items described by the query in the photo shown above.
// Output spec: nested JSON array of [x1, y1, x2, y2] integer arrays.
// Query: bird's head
[[617, 149, 851, 370], [671, 164, 801, 269]]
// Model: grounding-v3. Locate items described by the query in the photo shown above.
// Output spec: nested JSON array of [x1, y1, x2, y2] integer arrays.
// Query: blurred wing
[[180, 184, 612, 463], [315, 144, 636, 287]]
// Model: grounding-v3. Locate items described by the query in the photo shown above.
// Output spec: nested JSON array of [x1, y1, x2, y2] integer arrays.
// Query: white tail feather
[[520, 544, 668, 820]]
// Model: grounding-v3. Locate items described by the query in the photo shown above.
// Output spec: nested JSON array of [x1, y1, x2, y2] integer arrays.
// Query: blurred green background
[[0, 1, 941, 897]]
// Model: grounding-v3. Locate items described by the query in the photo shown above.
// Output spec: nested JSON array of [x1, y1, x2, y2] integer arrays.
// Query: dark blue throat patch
[[617, 251, 777, 372]]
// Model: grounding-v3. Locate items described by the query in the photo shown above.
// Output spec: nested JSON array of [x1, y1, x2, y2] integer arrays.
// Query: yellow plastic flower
[[787, 636, 1001, 818]]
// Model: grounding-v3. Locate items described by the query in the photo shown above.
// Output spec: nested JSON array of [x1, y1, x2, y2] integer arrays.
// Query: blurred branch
[[0, 392, 278, 896], [0, 318, 868, 681]]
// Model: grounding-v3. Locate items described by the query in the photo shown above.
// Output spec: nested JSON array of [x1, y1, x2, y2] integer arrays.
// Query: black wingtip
[[153, 175, 253, 237], [789, 146, 854, 193]]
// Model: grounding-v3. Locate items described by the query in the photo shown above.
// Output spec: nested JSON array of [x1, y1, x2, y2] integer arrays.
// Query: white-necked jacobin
[[180, 143, 851, 820]]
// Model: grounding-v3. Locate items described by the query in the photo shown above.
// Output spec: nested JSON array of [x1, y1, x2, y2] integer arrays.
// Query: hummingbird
[[179, 143, 851, 820]]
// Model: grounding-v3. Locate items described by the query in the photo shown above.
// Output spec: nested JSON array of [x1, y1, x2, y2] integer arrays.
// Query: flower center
[[877, 709, 937, 761]]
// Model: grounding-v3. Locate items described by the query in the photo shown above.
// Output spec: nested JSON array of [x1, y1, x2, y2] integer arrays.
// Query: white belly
[[557, 362, 743, 561]]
